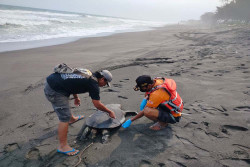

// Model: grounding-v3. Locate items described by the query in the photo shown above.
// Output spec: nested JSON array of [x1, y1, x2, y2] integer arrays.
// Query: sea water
[[0, 5, 166, 52]]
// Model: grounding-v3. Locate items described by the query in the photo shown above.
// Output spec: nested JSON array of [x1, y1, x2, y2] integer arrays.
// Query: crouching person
[[122, 75, 183, 130]]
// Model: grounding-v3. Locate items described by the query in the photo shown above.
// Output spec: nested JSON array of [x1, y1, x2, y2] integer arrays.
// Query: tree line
[[200, 0, 250, 24]]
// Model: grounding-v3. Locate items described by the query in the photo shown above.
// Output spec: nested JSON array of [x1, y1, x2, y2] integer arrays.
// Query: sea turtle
[[77, 104, 137, 143]]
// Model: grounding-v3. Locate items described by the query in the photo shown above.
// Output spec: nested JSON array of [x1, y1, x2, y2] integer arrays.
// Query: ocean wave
[[0, 9, 81, 18], [0, 22, 22, 27], [0, 24, 152, 43], [0, 18, 51, 26], [49, 18, 81, 24], [0, 17, 81, 26], [0, 5, 166, 43]]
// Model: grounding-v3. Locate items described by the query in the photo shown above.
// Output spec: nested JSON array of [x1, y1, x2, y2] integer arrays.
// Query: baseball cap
[[100, 70, 112, 87], [134, 75, 153, 91]]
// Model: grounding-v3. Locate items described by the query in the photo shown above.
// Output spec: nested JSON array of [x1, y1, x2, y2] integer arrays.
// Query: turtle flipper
[[77, 122, 91, 141], [101, 129, 110, 144], [77, 122, 87, 138], [81, 126, 91, 141]]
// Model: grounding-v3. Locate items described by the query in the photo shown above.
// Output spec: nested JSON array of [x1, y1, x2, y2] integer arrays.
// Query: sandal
[[69, 115, 84, 124], [57, 148, 79, 156]]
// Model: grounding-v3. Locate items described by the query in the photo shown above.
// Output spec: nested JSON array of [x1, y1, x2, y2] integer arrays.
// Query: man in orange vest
[[122, 75, 182, 130]]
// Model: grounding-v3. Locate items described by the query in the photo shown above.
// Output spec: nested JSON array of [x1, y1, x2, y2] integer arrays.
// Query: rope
[[73, 142, 94, 167]]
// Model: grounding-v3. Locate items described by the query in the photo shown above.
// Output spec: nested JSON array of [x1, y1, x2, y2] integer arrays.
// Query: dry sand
[[0, 24, 249, 167]]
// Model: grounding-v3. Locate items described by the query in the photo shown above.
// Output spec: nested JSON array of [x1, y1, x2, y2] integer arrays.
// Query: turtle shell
[[86, 104, 126, 129]]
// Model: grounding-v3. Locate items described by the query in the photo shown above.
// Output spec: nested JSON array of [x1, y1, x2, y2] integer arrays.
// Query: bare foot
[[149, 122, 168, 131]]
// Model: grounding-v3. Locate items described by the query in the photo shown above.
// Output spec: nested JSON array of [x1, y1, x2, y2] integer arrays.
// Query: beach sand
[[0, 24, 249, 167]]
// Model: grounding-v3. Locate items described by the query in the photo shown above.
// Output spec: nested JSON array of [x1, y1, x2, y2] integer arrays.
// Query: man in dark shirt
[[44, 70, 115, 156]]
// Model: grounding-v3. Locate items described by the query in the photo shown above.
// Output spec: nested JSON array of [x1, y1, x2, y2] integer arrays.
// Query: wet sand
[[0, 24, 249, 167]]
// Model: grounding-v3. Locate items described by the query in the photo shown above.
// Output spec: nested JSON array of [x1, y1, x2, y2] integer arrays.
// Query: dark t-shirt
[[46, 73, 100, 100]]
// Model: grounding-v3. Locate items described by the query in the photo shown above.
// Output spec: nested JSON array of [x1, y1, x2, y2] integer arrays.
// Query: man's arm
[[92, 99, 116, 118], [131, 109, 144, 122], [122, 107, 144, 128]]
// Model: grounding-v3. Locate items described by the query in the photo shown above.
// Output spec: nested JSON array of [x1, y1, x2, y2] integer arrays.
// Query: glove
[[140, 98, 147, 111], [122, 119, 132, 128]]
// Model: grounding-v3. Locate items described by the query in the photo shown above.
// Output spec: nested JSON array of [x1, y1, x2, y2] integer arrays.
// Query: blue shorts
[[44, 82, 71, 122], [158, 105, 181, 124]]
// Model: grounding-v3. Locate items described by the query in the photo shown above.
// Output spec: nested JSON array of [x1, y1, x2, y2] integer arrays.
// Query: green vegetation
[[200, 0, 250, 24]]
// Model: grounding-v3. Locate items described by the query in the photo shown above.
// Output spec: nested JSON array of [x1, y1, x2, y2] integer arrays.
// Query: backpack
[[54, 63, 92, 79]]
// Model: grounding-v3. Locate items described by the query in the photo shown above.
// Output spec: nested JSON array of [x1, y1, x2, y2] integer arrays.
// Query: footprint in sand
[[243, 91, 250, 96], [4, 143, 19, 152], [23, 80, 44, 94], [222, 125, 248, 132], [223, 113, 229, 116], [17, 122, 35, 129], [112, 84, 122, 88], [183, 121, 198, 128], [44, 110, 56, 121], [110, 160, 123, 167], [103, 89, 119, 93], [233, 150, 249, 159], [234, 106, 250, 112], [221, 128, 229, 135], [139, 160, 151, 167], [202, 121, 209, 127], [135, 138, 164, 151], [25, 148, 41, 160], [169, 71, 181, 76], [158, 163, 166, 167], [118, 95, 128, 99], [45, 110, 54, 116], [119, 78, 130, 83]]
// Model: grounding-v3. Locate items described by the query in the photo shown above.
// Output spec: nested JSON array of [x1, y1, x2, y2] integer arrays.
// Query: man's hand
[[109, 111, 116, 119], [122, 119, 132, 128], [74, 97, 81, 106], [92, 100, 116, 119]]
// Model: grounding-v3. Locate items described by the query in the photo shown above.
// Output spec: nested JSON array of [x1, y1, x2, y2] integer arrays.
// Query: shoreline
[[0, 37, 79, 53], [0, 24, 249, 167], [0, 25, 162, 53]]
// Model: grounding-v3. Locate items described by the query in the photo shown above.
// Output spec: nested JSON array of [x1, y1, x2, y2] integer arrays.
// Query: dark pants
[[158, 104, 181, 124]]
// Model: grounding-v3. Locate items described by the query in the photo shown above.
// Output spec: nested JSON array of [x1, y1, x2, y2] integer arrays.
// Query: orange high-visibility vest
[[146, 78, 183, 117]]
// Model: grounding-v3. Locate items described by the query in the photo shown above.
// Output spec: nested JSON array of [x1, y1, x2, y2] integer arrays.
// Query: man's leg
[[58, 121, 79, 155], [143, 107, 168, 130], [44, 83, 79, 155], [143, 107, 159, 121]]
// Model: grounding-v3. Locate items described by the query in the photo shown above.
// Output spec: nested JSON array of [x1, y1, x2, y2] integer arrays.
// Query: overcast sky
[[0, 0, 223, 22]]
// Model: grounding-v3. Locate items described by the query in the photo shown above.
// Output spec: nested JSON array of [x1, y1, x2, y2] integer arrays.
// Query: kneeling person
[[122, 75, 183, 130]]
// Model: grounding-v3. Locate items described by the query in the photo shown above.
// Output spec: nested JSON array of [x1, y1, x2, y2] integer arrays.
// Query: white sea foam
[[0, 5, 167, 43], [0, 9, 80, 17]]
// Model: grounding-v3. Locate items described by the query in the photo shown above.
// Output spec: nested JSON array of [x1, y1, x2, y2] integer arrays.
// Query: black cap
[[134, 75, 153, 91]]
